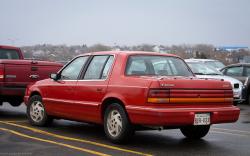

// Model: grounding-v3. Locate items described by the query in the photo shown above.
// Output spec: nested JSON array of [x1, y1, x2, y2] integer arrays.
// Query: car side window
[[0, 49, 20, 59], [225, 66, 243, 76], [244, 67, 250, 76], [220, 69, 226, 74], [101, 56, 114, 79], [60, 56, 88, 80], [84, 55, 109, 79]]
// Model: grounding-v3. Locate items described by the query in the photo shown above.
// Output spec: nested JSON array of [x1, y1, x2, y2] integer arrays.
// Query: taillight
[[0, 66, 4, 80], [147, 89, 170, 103]]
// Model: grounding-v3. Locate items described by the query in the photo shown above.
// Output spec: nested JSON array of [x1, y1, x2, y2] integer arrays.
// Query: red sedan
[[24, 51, 240, 143]]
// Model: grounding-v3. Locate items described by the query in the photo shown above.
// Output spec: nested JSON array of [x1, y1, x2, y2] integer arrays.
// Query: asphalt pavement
[[0, 103, 250, 156]]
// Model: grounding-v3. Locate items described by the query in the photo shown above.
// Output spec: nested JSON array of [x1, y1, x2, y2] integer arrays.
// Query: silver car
[[185, 60, 244, 105], [185, 58, 225, 71]]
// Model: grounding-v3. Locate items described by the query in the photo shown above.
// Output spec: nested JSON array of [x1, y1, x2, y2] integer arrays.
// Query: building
[[215, 46, 249, 52]]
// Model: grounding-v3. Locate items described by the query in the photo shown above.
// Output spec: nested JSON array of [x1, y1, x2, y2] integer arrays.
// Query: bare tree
[[88, 44, 112, 52]]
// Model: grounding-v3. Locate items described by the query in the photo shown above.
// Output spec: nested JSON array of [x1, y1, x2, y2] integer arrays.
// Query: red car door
[[74, 55, 114, 123], [44, 56, 89, 118]]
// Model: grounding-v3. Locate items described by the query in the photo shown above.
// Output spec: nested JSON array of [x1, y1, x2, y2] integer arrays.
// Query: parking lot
[[0, 103, 249, 156]]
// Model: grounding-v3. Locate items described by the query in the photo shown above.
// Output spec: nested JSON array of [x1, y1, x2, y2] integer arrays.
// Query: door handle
[[96, 88, 103, 92], [29, 75, 39, 79]]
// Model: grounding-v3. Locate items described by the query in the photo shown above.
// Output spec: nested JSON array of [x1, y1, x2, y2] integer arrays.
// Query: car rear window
[[187, 62, 221, 75], [126, 55, 193, 76], [0, 49, 20, 59], [205, 61, 225, 69]]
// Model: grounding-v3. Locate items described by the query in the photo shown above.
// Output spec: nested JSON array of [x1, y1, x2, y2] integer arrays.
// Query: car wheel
[[180, 125, 210, 139], [104, 103, 134, 143], [27, 95, 52, 126]]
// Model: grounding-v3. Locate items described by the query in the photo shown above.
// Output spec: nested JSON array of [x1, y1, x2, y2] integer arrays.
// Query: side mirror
[[50, 73, 59, 81]]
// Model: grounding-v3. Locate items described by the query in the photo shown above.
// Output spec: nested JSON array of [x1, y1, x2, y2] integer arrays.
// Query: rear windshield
[[0, 49, 20, 59], [187, 62, 222, 75], [205, 61, 225, 69], [126, 55, 193, 76]]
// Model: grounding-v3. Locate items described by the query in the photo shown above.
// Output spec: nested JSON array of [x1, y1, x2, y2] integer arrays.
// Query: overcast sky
[[0, 0, 249, 47]]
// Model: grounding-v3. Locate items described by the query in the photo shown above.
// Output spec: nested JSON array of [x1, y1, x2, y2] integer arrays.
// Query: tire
[[27, 95, 53, 126], [180, 125, 210, 139], [233, 101, 238, 106], [247, 95, 250, 105], [244, 94, 250, 105], [104, 103, 134, 144]]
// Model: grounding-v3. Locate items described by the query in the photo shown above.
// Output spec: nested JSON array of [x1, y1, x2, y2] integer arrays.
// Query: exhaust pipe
[[145, 126, 164, 131]]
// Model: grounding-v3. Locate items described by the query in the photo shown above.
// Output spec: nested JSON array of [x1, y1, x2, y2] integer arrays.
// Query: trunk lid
[[157, 76, 231, 90], [148, 76, 233, 104]]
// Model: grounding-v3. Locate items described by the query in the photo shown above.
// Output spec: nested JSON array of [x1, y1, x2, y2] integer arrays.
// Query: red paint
[[24, 51, 240, 126], [0, 45, 63, 105]]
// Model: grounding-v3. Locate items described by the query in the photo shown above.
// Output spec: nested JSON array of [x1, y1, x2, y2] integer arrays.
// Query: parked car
[[185, 60, 244, 105], [185, 59, 225, 71], [0, 45, 63, 106], [24, 51, 239, 143], [220, 63, 250, 104]]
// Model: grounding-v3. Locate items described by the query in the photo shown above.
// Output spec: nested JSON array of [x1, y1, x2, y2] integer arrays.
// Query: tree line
[[21, 43, 250, 65]]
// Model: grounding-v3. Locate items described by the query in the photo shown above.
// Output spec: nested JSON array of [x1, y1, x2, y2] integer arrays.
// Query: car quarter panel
[[105, 53, 152, 106]]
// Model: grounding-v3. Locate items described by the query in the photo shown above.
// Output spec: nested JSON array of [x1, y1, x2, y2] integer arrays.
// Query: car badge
[[161, 84, 175, 87]]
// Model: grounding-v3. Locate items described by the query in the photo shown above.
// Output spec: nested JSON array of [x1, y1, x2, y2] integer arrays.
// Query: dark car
[[220, 63, 250, 104]]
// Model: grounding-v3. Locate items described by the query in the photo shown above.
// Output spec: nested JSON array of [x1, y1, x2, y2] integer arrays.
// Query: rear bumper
[[0, 86, 26, 96], [233, 86, 245, 104], [126, 105, 240, 126], [233, 98, 245, 105]]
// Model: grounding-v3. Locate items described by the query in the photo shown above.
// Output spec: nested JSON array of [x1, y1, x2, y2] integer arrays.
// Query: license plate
[[233, 91, 240, 97], [194, 113, 210, 125]]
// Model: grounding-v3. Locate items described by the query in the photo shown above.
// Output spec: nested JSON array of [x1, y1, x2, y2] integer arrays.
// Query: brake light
[[147, 89, 170, 103], [0, 66, 4, 80]]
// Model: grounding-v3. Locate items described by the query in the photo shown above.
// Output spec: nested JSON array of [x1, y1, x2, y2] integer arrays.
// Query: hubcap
[[30, 101, 45, 123], [107, 110, 122, 137]]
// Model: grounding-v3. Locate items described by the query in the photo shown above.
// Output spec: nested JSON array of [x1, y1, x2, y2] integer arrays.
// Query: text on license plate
[[194, 113, 210, 125]]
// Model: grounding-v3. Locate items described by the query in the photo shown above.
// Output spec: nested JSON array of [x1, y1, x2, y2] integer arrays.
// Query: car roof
[[0, 45, 20, 50], [185, 61, 203, 64], [78, 51, 179, 57], [224, 63, 250, 68], [185, 58, 219, 62]]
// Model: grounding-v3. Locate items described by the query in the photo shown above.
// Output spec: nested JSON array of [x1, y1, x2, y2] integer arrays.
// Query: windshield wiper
[[206, 73, 221, 75], [194, 72, 205, 75]]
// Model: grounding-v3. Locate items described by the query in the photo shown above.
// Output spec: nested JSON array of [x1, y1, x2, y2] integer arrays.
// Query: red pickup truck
[[0, 45, 63, 107], [24, 51, 240, 143]]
